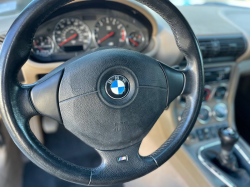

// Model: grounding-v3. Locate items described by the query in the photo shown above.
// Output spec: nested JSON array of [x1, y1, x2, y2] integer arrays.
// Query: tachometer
[[94, 17, 126, 47], [32, 36, 54, 57], [54, 18, 91, 52]]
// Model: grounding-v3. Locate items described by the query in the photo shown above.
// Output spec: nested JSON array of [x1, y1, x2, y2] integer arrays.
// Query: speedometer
[[94, 17, 126, 47], [54, 18, 91, 52]]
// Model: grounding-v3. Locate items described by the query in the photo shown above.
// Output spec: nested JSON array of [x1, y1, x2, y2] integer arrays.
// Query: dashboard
[[1, 1, 250, 187], [31, 2, 153, 63]]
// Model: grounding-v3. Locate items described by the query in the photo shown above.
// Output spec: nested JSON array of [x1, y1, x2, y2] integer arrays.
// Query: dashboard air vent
[[198, 35, 246, 62]]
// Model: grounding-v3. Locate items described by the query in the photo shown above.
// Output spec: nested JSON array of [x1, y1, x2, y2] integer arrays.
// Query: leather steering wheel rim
[[0, 0, 204, 186]]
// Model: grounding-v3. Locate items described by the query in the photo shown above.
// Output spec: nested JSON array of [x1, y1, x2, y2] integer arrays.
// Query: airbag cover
[[59, 49, 167, 150]]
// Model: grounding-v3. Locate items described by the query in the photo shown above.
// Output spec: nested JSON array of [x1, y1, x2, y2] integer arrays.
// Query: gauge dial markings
[[128, 31, 144, 48], [94, 17, 126, 47], [54, 18, 91, 52], [32, 36, 54, 57], [33, 41, 45, 51], [129, 38, 139, 47]]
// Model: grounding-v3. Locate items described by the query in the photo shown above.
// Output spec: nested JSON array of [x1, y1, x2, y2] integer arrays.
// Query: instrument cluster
[[31, 7, 152, 63]]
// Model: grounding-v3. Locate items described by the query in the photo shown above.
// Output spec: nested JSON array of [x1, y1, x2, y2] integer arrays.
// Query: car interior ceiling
[[0, 0, 250, 187]]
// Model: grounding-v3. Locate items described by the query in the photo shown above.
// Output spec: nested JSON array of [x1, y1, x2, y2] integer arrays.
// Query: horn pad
[[59, 49, 168, 150]]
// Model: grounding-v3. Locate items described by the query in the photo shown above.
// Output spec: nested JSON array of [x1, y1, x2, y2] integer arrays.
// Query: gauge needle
[[59, 33, 78, 47], [98, 31, 115, 44], [129, 38, 139, 47], [33, 42, 44, 51], [204, 88, 211, 101]]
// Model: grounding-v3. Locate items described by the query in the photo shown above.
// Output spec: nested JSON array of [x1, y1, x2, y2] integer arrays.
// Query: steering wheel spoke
[[30, 70, 64, 124], [90, 142, 157, 185], [159, 63, 185, 106], [9, 84, 38, 124]]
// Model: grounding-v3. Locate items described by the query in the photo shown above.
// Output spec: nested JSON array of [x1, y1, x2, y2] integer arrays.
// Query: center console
[[176, 66, 231, 144], [174, 65, 250, 187]]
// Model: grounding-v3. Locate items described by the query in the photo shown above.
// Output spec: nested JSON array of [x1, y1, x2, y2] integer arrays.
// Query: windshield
[[0, 0, 250, 17], [0, 0, 31, 16]]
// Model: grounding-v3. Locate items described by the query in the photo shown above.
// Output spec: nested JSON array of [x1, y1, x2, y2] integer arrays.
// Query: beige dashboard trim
[[22, 60, 63, 84]]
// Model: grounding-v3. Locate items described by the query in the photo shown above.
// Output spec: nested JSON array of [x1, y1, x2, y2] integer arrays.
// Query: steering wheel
[[0, 0, 203, 185]]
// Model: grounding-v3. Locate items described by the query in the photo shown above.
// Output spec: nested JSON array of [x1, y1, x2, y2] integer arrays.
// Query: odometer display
[[94, 17, 126, 47], [54, 18, 91, 52]]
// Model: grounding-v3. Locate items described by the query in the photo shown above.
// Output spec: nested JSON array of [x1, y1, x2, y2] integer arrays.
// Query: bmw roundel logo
[[105, 75, 130, 99]]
